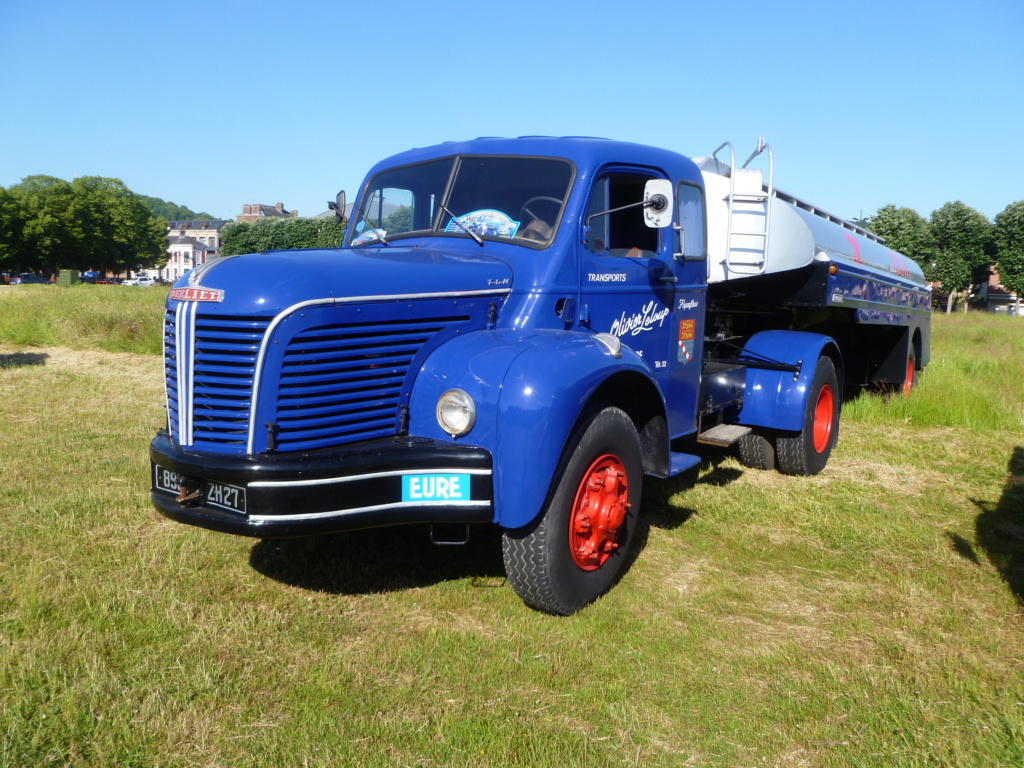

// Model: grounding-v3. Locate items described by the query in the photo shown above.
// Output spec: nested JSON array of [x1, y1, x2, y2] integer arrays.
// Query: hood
[[170, 246, 514, 316]]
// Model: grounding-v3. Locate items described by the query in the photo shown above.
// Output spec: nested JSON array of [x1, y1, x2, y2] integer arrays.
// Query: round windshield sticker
[[445, 209, 520, 239]]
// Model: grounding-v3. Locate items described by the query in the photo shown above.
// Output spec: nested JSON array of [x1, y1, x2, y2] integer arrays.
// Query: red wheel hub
[[568, 455, 630, 571], [903, 358, 914, 398], [812, 384, 834, 454]]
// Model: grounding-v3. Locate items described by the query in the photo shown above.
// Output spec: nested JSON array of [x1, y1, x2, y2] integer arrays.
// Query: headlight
[[436, 389, 476, 437]]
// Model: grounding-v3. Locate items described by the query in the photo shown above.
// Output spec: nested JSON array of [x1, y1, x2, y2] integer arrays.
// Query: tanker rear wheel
[[777, 356, 840, 476], [738, 429, 776, 471], [902, 346, 919, 398]]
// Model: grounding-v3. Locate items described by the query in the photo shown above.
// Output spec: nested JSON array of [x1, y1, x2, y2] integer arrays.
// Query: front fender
[[409, 329, 657, 529], [737, 331, 841, 433]]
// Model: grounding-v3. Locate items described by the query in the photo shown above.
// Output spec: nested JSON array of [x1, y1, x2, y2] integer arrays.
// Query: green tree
[[381, 205, 412, 235], [220, 217, 347, 256], [929, 201, 994, 313], [868, 205, 934, 273], [70, 177, 166, 275], [8, 175, 167, 277], [994, 200, 1024, 314], [245, 218, 282, 252], [273, 217, 347, 249], [0, 186, 27, 271], [139, 195, 217, 222], [219, 221, 256, 257], [8, 176, 85, 275], [930, 249, 971, 313]]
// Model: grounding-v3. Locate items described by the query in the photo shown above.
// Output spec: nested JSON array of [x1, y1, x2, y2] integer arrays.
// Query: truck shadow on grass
[[247, 452, 731, 597], [643, 445, 739, 531], [0, 352, 48, 369], [249, 524, 508, 596], [950, 446, 1024, 607]]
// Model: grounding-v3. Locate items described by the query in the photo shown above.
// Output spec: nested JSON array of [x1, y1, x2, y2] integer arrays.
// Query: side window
[[586, 173, 659, 258], [676, 182, 705, 260], [370, 187, 415, 235]]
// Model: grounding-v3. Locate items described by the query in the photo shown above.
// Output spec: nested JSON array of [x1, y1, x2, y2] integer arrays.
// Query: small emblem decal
[[678, 319, 696, 363], [169, 287, 224, 302]]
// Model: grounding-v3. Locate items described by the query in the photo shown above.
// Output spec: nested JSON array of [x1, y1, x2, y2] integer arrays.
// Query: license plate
[[153, 465, 180, 495], [401, 473, 472, 502], [153, 464, 247, 515], [205, 481, 246, 514]]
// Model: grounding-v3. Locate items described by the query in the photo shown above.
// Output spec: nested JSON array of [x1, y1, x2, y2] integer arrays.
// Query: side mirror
[[643, 180, 673, 228], [327, 190, 346, 224]]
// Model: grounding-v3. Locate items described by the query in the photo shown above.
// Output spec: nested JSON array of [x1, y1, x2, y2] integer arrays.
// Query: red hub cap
[[903, 358, 914, 398], [812, 384, 834, 454], [569, 455, 630, 571]]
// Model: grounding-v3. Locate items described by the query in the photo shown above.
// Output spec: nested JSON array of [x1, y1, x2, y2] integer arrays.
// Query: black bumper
[[149, 432, 494, 538]]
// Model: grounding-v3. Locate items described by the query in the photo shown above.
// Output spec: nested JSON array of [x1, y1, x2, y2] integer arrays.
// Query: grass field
[[2, 288, 1023, 767]]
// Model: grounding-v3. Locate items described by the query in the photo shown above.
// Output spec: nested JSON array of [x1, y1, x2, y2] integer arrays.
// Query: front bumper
[[149, 432, 494, 538]]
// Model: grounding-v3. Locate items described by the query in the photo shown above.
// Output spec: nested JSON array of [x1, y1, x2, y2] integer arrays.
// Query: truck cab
[[150, 136, 929, 614]]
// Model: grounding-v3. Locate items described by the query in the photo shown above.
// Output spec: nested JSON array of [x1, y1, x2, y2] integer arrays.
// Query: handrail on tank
[[742, 137, 773, 276], [741, 137, 774, 199], [711, 141, 736, 176], [711, 142, 736, 276]]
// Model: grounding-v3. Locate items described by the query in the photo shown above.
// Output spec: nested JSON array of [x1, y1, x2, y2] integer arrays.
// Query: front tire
[[777, 356, 840, 476], [502, 405, 643, 615]]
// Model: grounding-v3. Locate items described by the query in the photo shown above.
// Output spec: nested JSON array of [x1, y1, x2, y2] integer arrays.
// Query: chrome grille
[[273, 315, 468, 452], [164, 307, 270, 452], [165, 303, 475, 455]]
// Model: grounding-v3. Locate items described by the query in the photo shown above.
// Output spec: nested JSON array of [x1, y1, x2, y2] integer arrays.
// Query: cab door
[[579, 169, 706, 438]]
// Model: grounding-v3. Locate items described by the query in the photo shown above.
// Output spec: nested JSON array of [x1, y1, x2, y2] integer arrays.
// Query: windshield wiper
[[431, 195, 484, 246], [351, 195, 389, 246]]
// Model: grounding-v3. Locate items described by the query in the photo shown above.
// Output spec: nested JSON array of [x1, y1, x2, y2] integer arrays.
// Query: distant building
[[979, 263, 1021, 314], [145, 220, 228, 282], [166, 220, 228, 249], [237, 202, 298, 222]]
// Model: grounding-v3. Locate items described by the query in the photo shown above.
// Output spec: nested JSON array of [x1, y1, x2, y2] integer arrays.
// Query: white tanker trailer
[[695, 139, 930, 400]]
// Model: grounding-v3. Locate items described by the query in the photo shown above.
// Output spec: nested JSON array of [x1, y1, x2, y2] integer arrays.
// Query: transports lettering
[[588, 273, 628, 282]]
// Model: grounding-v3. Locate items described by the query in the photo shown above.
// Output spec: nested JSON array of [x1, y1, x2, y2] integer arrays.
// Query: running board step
[[697, 424, 752, 447], [668, 452, 701, 476]]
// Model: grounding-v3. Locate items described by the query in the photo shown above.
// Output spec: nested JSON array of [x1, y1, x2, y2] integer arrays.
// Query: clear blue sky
[[2, 0, 1021, 223]]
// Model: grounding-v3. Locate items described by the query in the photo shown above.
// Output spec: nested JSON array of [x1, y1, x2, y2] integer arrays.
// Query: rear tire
[[738, 429, 776, 471], [502, 405, 643, 615], [902, 346, 918, 398], [777, 356, 840, 476]]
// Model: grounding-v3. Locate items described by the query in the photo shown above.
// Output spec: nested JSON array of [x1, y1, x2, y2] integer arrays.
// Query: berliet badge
[[169, 287, 224, 302]]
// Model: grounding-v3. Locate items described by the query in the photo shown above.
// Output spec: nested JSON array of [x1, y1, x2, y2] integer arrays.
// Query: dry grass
[[3, 311, 1024, 767]]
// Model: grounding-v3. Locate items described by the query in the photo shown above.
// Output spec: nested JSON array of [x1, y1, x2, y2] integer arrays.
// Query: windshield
[[347, 155, 574, 247]]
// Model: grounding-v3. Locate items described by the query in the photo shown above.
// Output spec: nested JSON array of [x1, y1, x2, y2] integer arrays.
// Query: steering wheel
[[519, 196, 562, 225]]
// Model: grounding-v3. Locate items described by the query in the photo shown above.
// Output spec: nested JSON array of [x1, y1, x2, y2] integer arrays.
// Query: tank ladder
[[712, 138, 774, 277]]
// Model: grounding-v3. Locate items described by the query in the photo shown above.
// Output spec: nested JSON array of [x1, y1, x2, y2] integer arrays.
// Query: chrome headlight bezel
[[436, 388, 476, 437]]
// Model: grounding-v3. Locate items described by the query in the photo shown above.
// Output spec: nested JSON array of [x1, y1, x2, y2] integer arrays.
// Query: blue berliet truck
[[150, 137, 931, 614]]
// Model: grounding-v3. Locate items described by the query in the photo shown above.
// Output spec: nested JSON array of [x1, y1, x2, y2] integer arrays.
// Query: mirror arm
[[586, 198, 650, 228]]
